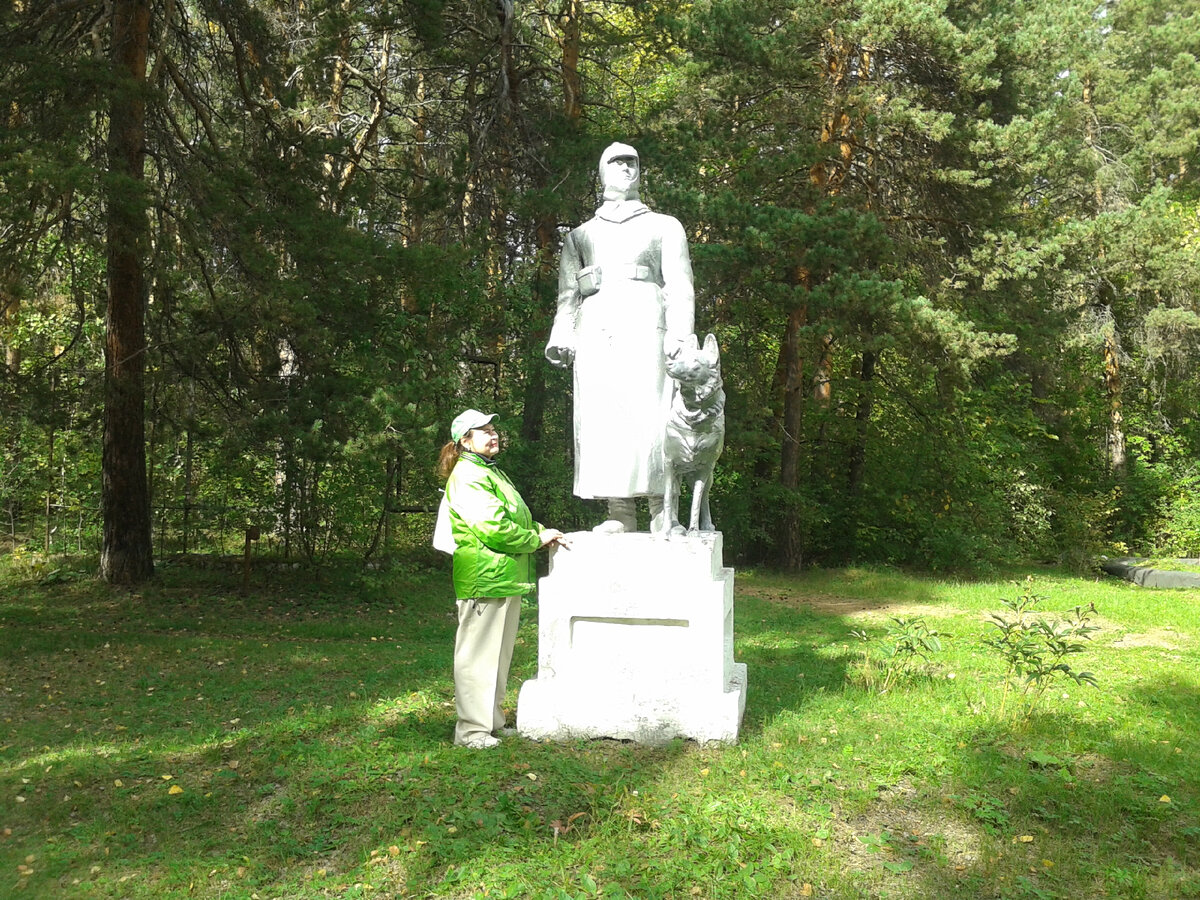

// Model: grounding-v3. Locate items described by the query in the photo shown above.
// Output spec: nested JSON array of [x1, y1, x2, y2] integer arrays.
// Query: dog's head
[[666, 333, 721, 385]]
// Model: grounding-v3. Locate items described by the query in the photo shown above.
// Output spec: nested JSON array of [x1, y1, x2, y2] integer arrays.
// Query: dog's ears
[[702, 333, 720, 364], [666, 334, 700, 359]]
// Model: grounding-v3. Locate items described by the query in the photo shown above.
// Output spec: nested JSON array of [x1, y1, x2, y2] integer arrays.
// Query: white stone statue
[[545, 142, 696, 533], [663, 333, 725, 535]]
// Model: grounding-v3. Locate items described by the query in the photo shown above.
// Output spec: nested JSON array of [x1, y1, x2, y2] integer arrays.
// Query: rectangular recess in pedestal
[[570, 615, 690, 633], [569, 615, 690, 670]]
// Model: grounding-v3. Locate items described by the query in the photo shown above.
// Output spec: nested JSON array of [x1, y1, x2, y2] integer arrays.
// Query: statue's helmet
[[599, 142, 639, 178]]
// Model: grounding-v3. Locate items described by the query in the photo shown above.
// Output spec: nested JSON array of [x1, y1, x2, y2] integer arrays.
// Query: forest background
[[1, 0, 1198, 584]]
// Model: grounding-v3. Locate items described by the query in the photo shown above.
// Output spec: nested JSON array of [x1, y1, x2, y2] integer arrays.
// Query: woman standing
[[438, 408, 567, 749]]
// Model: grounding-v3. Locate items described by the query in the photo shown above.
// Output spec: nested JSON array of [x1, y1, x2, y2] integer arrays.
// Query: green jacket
[[446, 452, 542, 599]]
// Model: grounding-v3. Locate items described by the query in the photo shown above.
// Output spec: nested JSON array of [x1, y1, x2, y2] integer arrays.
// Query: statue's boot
[[648, 496, 666, 534], [593, 497, 637, 533]]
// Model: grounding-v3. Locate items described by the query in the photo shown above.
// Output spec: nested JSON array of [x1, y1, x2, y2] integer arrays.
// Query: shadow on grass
[[734, 592, 862, 736], [0, 560, 700, 896], [929, 683, 1200, 899], [723, 568, 1200, 899]]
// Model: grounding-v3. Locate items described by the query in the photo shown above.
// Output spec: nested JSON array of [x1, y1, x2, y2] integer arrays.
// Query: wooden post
[[242, 526, 260, 590]]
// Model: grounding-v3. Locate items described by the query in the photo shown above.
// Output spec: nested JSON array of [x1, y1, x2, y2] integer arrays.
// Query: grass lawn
[[1, 553, 1198, 898]]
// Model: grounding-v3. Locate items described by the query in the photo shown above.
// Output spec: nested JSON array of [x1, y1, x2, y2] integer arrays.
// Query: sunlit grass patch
[[2, 558, 1199, 897]]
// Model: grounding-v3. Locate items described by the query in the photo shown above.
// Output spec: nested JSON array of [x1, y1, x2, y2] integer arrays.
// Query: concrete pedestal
[[517, 531, 746, 745]]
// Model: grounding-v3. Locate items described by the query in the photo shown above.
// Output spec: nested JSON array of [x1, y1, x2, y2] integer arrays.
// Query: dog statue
[[660, 333, 725, 536]]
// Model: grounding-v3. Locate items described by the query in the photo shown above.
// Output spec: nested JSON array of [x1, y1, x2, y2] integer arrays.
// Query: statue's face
[[603, 154, 640, 196]]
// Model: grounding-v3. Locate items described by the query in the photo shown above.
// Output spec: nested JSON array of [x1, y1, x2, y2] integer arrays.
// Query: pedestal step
[[519, 663, 746, 746]]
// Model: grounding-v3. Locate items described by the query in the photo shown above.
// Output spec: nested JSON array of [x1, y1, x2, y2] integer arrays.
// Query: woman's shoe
[[456, 733, 500, 749]]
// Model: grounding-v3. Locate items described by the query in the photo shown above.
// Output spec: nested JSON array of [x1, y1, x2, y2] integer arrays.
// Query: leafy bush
[[982, 580, 1099, 720], [849, 615, 946, 693], [1155, 465, 1200, 558]]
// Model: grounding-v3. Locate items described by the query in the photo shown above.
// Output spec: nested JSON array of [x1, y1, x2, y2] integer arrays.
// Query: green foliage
[[849, 615, 946, 693], [2, 0, 1200, 573], [982, 581, 1100, 720], [1151, 464, 1200, 557], [5, 545, 54, 582]]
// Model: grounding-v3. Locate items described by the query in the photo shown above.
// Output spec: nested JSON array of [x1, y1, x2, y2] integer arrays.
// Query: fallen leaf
[[114, 780, 123, 788], [168, 785, 184, 795], [1160, 795, 1171, 803], [1014, 835, 1034, 843]]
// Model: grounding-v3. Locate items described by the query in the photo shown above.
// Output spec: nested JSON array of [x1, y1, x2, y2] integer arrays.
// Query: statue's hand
[[545, 344, 575, 368]]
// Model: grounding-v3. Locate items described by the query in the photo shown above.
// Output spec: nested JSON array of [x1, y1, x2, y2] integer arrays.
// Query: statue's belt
[[577, 264, 658, 297]]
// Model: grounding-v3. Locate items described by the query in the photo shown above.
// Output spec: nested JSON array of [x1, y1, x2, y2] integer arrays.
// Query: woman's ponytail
[[436, 440, 461, 482]]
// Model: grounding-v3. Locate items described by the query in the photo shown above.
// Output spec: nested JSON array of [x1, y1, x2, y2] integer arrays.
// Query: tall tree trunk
[[845, 348, 876, 557], [556, 0, 583, 121], [524, 1, 583, 445], [4, 103, 24, 373], [777, 26, 861, 569], [1083, 77, 1126, 477], [779, 304, 808, 490], [100, 0, 153, 584], [809, 29, 854, 197], [521, 221, 556, 445], [779, 304, 808, 570], [1102, 313, 1127, 474], [809, 332, 834, 452], [2, 282, 18, 375]]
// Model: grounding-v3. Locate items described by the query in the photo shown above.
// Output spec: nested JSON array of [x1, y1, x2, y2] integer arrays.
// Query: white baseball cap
[[450, 409, 498, 443]]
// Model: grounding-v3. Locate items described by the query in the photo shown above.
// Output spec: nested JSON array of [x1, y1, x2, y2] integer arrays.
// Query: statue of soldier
[[545, 143, 695, 533]]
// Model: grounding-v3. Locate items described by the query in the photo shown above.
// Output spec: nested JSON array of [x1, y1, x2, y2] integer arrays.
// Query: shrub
[[982, 580, 1099, 720], [849, 615, 946, 693]]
